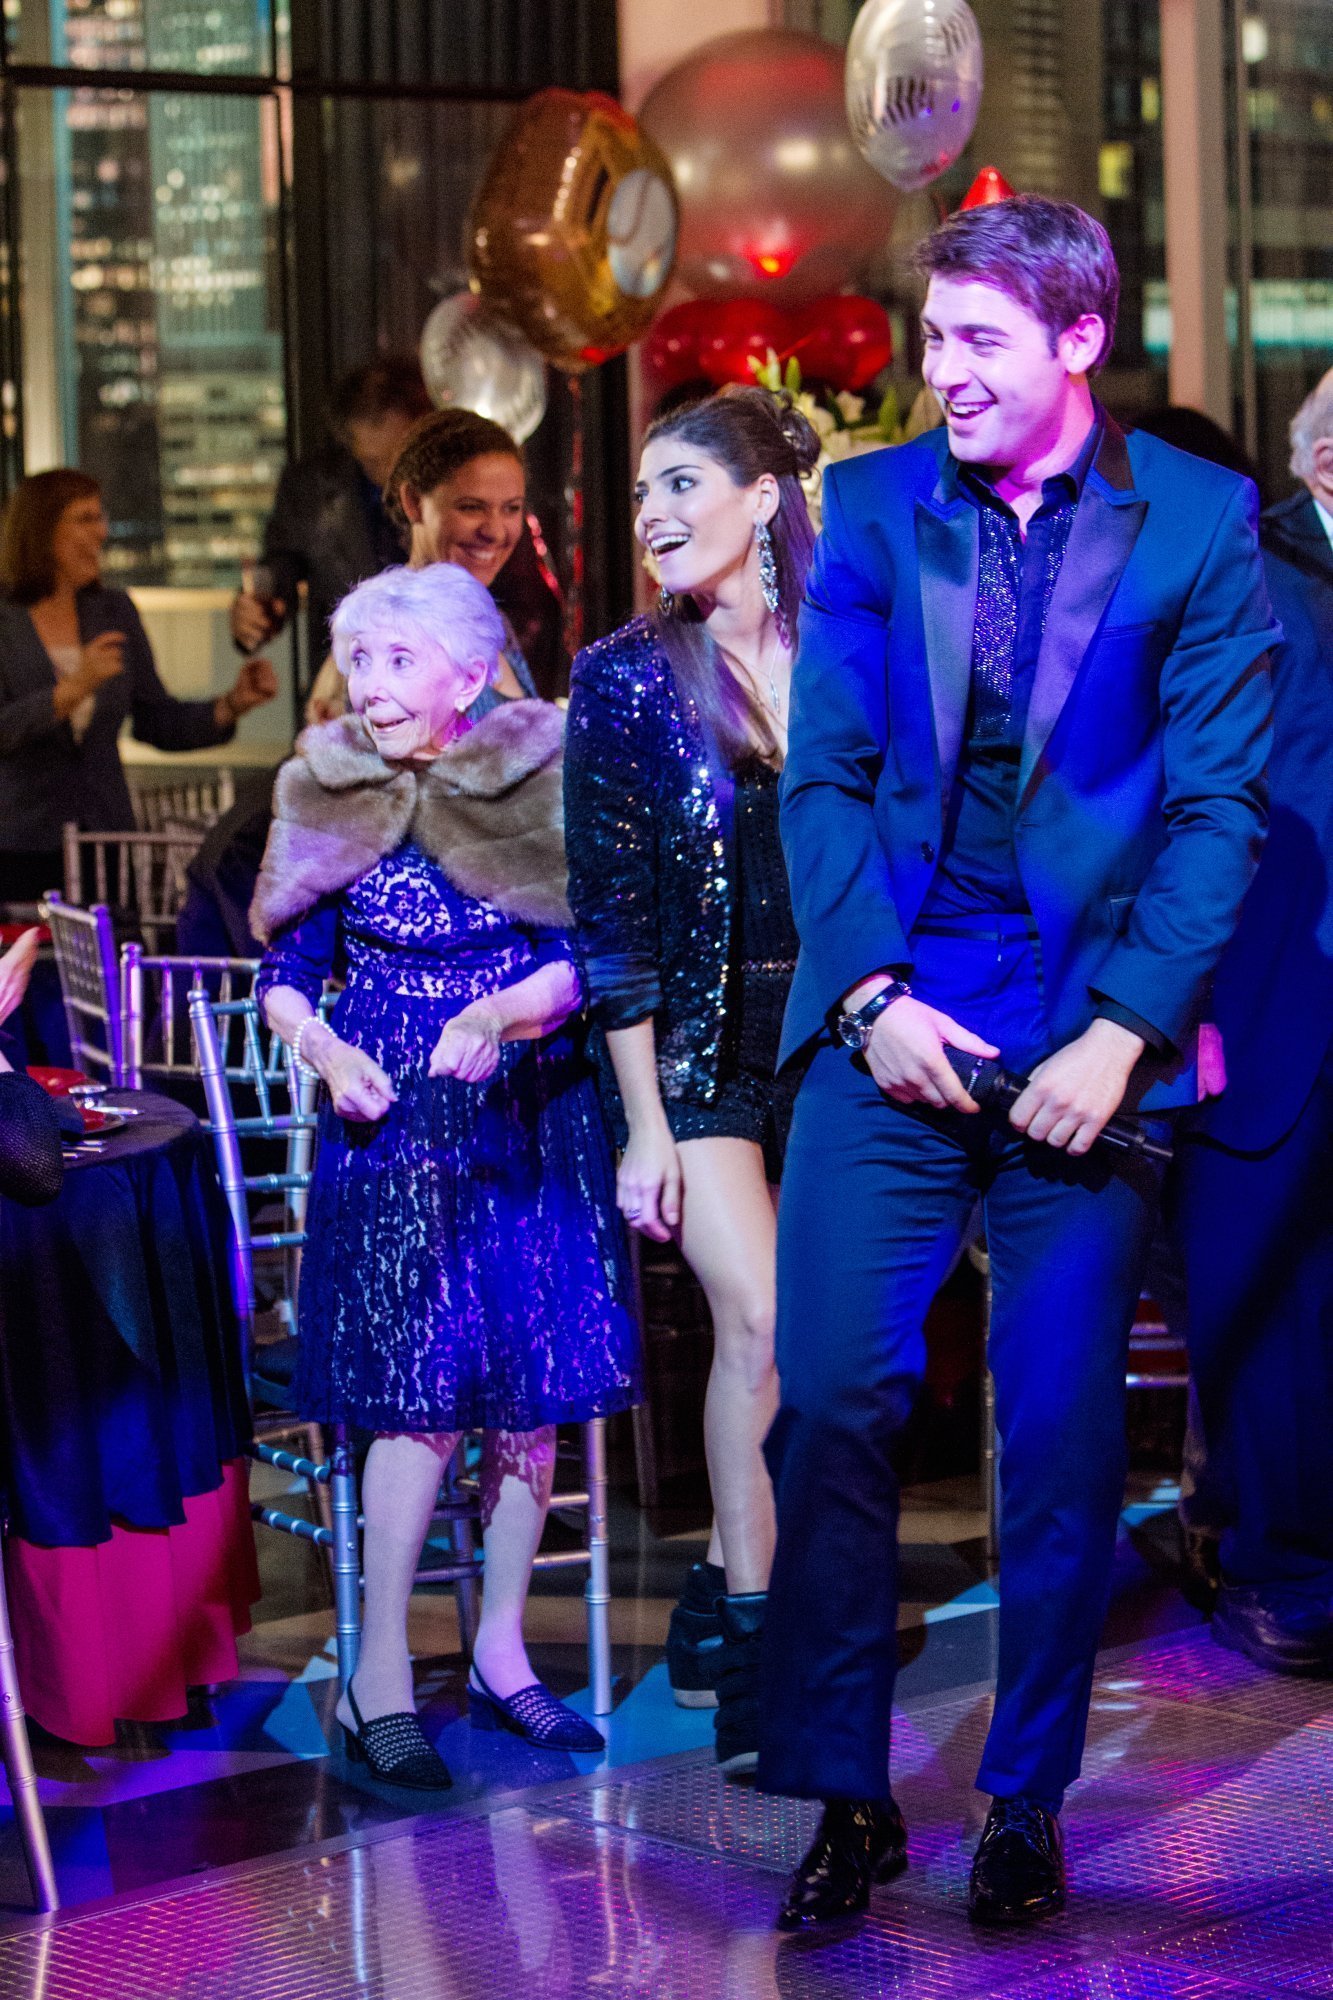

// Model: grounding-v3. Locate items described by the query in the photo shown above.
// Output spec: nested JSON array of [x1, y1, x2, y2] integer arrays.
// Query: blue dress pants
[[758, 927, 1166, 1809], [1172, 1041, 1333, 1593]]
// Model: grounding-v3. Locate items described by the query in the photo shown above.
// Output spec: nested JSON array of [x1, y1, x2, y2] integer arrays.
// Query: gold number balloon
[[470, 89, 679, 373]]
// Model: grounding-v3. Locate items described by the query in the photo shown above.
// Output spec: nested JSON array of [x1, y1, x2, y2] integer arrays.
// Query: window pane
[[16, 85, 286, 587], [1231, 0, 1333, 497], [6, 0, 278, 75], [781, 0, 1167, 421]]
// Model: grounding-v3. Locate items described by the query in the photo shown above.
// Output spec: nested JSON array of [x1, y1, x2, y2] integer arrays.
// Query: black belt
[[912, 915, 1039, 942]]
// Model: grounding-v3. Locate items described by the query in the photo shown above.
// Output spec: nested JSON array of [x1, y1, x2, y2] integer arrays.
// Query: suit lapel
[[914, 473, 978, 796], [1018, 420, 1147, 803]]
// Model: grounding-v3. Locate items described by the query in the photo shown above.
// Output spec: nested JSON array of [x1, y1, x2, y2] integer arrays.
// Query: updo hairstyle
[[383, 407, 525, 536], [643, 385, 820, 768]]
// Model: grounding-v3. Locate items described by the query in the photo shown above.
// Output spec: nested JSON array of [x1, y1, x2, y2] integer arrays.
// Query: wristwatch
[[836, 980, 912, 1051]]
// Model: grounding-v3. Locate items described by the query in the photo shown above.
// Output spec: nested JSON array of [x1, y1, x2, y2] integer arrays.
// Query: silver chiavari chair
[[0, 1555, 59, 1911], [187, 982, 363, 1687], [120, 943, 260, 1093], [130, 767, 236, 833], [62, 823, 204, 955], [39, 893, 123, 1082], [123, 952, 334, 1544]]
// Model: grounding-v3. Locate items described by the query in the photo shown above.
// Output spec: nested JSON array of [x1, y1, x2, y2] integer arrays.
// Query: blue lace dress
[[256, 842, 641, 1433]]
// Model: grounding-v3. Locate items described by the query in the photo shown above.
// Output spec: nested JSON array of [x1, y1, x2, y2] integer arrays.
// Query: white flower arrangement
[[749, 350, 905, 529]]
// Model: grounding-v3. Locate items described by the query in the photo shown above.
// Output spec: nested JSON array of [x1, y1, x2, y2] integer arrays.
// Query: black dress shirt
[[915, 415, 1163, 1049], [918, 419, 1100, 920]]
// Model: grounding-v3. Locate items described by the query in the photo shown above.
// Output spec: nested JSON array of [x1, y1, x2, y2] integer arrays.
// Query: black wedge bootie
[[713, 1591, 766, 1776]]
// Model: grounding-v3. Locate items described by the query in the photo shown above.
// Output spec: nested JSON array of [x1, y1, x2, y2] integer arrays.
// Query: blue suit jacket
[[779, 418, 1278, 1112], [1199, 489, 1333, 1149]]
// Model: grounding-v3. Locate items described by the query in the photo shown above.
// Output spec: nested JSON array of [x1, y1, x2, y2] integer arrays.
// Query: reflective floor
[[1, 1621, 1331, 1996]]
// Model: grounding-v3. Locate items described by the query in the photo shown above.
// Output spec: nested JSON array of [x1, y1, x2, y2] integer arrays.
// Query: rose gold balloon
[[639, 28, 898, 307], [470, 89, 679, 373]]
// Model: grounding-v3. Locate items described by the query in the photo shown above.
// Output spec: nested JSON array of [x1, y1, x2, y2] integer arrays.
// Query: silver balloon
[[846, 0, 984, 193], [419, 291, 547, 443]]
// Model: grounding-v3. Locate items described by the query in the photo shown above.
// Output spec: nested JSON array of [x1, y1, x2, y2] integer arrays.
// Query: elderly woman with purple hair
[[253, 562, 639, 1789]]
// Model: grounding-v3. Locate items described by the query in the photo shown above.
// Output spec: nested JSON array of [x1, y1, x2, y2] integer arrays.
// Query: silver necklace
[[718, 628, 788, 719]]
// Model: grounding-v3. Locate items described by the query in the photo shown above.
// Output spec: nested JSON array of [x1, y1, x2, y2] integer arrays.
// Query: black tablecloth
[[0, 1090, 252, 1546]]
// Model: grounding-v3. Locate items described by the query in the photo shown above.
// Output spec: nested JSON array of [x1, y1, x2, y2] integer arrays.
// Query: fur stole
[[250, 699, 570, 944]]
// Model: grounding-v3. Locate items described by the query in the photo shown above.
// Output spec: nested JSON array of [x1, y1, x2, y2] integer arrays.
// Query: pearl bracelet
[[291, 1017, 322, 1076]]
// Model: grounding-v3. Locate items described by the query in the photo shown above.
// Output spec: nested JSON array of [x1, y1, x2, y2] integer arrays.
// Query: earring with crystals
[[658, 588, 677, 617], [756, 518, 781, 617]]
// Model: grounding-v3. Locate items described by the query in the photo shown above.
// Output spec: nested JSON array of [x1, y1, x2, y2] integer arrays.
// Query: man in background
[[230, 355, 430, 672], [1171, 370, 1333, 1675]]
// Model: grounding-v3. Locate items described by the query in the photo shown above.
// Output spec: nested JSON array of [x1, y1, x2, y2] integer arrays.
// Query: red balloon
[[644, 298, 786, 388], [642, 300, 718, 386], [696, 299, 788, 386], [958, 166, 1016, 210], [787, 296, 893, 392]]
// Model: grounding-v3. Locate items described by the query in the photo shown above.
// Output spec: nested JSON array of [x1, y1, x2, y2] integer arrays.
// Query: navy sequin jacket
[[565, 615, 735, 1106]]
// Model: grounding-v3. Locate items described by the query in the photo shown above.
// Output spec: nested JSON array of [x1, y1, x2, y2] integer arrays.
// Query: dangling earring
[[658, 588, 677, 617], [756, 518, 780, 617]]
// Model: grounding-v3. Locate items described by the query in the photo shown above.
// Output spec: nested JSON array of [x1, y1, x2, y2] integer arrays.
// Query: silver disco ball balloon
[[846, 0, 984, 193], [419, 291, 548, 444]]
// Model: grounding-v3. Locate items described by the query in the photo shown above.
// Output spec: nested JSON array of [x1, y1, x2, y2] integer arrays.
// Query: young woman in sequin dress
[[255, 564, 640, 1788], [564, 388, 820, 1774]]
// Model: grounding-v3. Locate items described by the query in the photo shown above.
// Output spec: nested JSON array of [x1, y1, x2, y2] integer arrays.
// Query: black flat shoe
[[468, 1665, 605, 1751], [776, 1798, 908, 1933], [341, 1679, 453, 1791], [1212, 1583, 1333, 1676], [968, 1797, 1065, 1925], [666, 1560, 726, 1709]]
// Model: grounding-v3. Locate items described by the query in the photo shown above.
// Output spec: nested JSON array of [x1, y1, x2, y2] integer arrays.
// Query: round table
[[0, 1090, 259, 1744]]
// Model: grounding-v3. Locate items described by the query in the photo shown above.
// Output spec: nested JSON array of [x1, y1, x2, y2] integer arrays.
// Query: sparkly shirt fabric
[[257, 842, 641, 1432], [919, 431, 1094, 921]]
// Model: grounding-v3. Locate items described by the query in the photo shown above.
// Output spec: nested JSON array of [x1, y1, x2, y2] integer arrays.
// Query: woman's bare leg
[[470, 1426, 558, 1699], [676, 1137, 780, 1596], [335, 1429, 459, 1728]]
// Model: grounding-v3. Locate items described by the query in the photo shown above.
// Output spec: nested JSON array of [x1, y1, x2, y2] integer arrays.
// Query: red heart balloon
[[644, 298, 788, 388], [786, 295, 892, 392], [695, 299, 788, 386], [645, 293, 891, 395], [642, 300, 720, 387]]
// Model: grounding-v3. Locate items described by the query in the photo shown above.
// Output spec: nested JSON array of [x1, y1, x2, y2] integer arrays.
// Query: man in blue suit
[[761, 197, 1277, 1931], [1172, 370, 1333, 1674]]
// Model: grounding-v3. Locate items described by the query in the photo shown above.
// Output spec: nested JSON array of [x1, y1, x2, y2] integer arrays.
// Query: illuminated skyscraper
[[51, 0, 283, 582]]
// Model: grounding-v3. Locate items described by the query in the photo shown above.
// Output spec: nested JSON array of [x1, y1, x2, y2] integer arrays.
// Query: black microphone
[[942, 1048, 1173, 1164]]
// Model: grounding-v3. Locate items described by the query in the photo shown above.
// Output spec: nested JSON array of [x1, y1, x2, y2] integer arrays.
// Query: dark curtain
[[285, 0, 631, 648]]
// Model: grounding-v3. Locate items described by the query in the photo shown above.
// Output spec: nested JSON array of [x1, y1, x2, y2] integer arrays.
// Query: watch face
[[837, 1015, 868, 1051]]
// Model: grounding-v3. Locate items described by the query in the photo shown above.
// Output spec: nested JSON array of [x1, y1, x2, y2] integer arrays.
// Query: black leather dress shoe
[[1179, 1524, 1222, 1610], [968, 1797, 1065, 1925], [1213, 1583, 1333, 1676], [776, 1798, 907, 1933]]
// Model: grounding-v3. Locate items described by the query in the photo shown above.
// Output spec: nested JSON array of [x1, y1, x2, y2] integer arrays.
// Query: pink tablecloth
[[5, 1458, 259, 1746]]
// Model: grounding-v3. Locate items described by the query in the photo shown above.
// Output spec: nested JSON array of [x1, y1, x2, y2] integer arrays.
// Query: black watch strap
[[837, 979, 912, 1050]]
